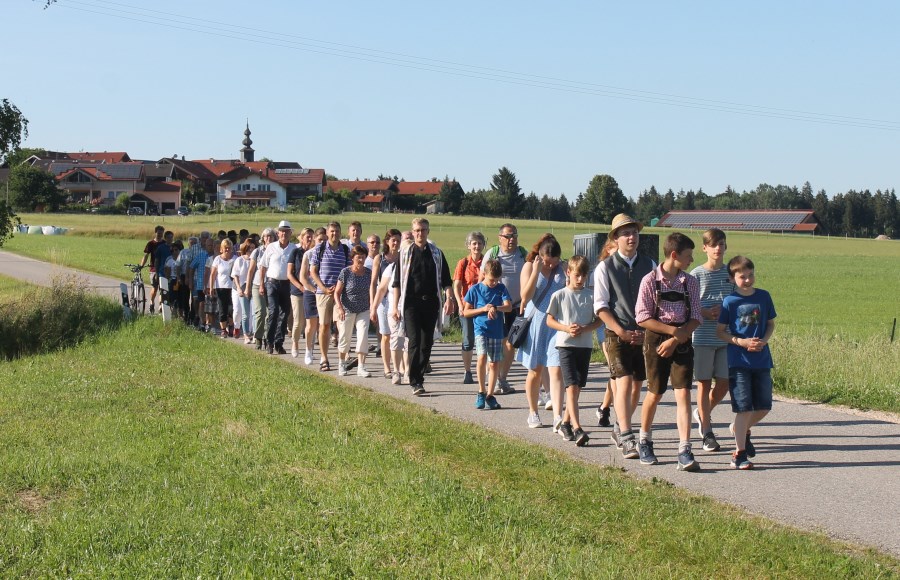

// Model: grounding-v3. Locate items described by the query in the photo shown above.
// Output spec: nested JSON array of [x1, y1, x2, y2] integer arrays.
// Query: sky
[[4, 1, 900, 201]]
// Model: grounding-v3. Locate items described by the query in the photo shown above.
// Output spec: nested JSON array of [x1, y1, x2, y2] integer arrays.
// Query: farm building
[[656, 210, 819, 234]]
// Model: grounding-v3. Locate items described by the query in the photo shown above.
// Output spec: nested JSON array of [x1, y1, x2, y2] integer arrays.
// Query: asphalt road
[[2, 249, 898, 558]]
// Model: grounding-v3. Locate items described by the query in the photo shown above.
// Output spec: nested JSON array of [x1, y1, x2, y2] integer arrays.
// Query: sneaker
[[559, 422, 575, 441], [475, 392, 486, 409], [702, 432, 721, 452], [291, 345, 299, 358], [537, 388, 550, 409], [621, 436, 639, 459], [638, 440, 659, 465], [402, 374, 410, 385], [677, 446, 701, 472], [338, 362, 348, 376], [391, 372, 401, 385], [485, 395, 501, 410], [304, 350, 313, 365], [693, 407, 702, 433], [463, 370, 474, 385], [596, 406, 611, 428], [730, 450, 754, 470], [611, 424, 622, 448], [412, 383, 426, 396], [424, 363, 433, 374], [357, 366, 372, 378], [552, 414, 563, 434], [275, 346, 287, 355], [346, 358, 358, 370], [495, 378, 516, 395], [729, 423, 756, 458], [527, 412, 542, 429], [574, 428, 589, 447]]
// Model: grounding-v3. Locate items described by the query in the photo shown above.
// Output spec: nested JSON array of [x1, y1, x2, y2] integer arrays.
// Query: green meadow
[[6, 212, 900, 412], [0, 314, 896, 577]]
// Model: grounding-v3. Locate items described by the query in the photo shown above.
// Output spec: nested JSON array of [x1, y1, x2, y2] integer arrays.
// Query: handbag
[[506, 263, 559, 348]]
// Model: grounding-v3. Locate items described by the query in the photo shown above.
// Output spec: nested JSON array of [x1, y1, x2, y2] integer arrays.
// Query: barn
[[656, 210, 819, 234]]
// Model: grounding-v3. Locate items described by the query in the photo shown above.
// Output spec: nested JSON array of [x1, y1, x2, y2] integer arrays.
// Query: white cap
[[277, 220, 292, 230]]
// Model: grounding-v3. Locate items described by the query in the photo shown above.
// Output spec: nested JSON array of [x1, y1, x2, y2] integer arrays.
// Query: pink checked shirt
[[634, 266, 702, 326]]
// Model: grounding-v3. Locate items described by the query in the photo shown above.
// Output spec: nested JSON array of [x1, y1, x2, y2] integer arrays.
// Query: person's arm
[[287, 255, 303, 294], [334, 278, 346, 321], [369, 254, 382, 306], [519, 259, 540, 306], [207, 261, 217, 296], [245, 255, 257, 295], [440, 253, 454, 315], [372, 273, 390, 311], [299, 254, 316, 293], [497, 298, 512, 313]]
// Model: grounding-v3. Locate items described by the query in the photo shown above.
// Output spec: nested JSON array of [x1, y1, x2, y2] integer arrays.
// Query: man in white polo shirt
[[259, 220, 297, 355]]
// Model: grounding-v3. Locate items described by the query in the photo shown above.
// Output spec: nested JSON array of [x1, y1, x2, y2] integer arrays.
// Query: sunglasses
[[500, 234, 518, 239]]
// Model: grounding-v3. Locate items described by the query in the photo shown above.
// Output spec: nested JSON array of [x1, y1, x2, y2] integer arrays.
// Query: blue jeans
[[265, 279, 291, 348], [729, 368, 773, 413], [460, 315, 474, 352]]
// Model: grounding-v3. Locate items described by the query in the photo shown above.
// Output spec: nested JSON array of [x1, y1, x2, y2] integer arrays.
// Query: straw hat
[[608, 213, 643, 240], [277, 220, 293, 231]]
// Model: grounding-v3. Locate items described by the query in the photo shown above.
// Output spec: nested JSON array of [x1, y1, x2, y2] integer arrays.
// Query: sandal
[[319, 360, 331, 372]]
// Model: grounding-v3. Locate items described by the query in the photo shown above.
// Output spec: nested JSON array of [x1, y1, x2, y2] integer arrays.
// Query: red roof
[[192, 159, 246, 177], [359, 194, 385, 204], [327, 180, 395, 192], [65, 151, 132, 163], [395, 181, 446, 195], [143, 180, 182, 193]]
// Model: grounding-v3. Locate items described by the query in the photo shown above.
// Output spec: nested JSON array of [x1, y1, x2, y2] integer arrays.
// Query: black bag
[[507, 315, 531, 347], [506, 263, 559, 348]]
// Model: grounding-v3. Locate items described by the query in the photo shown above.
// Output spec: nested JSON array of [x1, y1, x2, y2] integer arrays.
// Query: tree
[[0, 202, 20, 247], [115, 193, 131, 213], [575, 174, 632, 224], [9, 164, 62, 212], [490, 167, 523, 217], [460, 189, 492, 217], [438, 177, 465, 214], [3, 146, 45, 169], [0, 99, 28, 166]]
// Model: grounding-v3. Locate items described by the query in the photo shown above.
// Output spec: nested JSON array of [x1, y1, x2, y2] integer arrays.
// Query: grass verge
[[0, 318, 896, 577]]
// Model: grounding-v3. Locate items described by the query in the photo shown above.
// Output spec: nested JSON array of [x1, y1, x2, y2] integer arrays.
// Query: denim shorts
[[729, 368, 773, 413], [461, 315, 475, 352]]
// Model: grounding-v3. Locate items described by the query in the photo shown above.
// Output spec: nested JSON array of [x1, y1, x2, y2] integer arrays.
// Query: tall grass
[[773, 331, 900, 413], [0, 275, 122, 360]]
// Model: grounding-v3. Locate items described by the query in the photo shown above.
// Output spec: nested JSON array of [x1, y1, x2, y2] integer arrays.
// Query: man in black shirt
[[392, 218, 454, 395]]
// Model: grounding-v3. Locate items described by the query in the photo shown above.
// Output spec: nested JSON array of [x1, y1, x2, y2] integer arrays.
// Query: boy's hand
[[568, 323, 581, 337], [746, 337, 766, 352], [657, 337, 677, 358], [672, 326, 691, 344]]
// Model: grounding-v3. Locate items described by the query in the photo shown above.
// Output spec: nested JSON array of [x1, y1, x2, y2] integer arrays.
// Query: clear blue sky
[[5, 0, 900, 201]]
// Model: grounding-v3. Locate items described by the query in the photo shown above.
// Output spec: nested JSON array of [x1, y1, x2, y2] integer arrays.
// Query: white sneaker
[[391, 372, 401, 385], [402, 374, 410, 385], [357, 366, 372, 378], [537, 388, 550, 409], [304, 350, 313, 365], [553, 414, 563, 433], [291, 344, 299, 358], [338, 362, 348, 376], [527, 412, 542, 429]]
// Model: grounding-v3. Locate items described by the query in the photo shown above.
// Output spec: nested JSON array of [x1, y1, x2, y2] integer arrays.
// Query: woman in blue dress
[[516, 234, 567, 429]]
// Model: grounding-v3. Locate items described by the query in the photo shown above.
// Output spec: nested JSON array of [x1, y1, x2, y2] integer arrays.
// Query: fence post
[[891, 317, 897, 343]]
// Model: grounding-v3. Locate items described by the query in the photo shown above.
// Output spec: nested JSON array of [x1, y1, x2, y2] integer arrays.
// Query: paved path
[[2, 249, 898, 558]]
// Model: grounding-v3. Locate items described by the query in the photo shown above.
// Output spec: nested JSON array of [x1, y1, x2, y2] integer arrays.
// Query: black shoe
[[412, 383, 425, 396], [255, 338, 263, 350], [275, 346, 287, 355], [559, 422, 575, 441], [267, 346, 275, 355], [746, 431, 756, 458], [346, 358, 359, 370], [574, 428, 590, 447], [424, 363, 433, 374], [597, 406, 611, 428]]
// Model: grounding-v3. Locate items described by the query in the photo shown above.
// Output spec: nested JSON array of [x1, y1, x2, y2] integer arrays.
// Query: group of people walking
[[142, 213, 776, 471]]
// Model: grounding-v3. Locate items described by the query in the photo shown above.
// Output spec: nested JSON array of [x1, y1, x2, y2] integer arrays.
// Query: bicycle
[[124, 264, 147, 314]]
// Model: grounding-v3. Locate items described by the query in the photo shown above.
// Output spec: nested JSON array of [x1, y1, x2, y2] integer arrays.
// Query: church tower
[[240, 120, 255, 163]]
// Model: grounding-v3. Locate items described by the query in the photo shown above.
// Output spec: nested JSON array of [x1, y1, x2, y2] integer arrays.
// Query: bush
[[317, 199, 341, 214], [0, 275, 123, 360]]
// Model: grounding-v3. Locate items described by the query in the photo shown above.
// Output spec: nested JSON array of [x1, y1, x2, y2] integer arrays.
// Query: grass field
[[0, 316, 896, 576], [6, 212, 900, 412]]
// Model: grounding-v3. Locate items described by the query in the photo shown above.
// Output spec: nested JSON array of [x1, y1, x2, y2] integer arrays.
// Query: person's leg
[[525, 366, 544, 413], [403, 305, 425, 385], [337, 311, 353, 364], [290, 294, 304, 354], [306, 316, 319, 357], [251, 285, 265, 343], [475, 342, 487, 394], [487, 360, 499, 397], [461, 316, 474, 374], [567, 386, 582, 429], [275, 284, 291, 349], [355, 310, 369, 369], [674, 387, 693, 442], [317, 294, 333, 365], [418, 300, 440, 381], [265, 281, 279, 348]]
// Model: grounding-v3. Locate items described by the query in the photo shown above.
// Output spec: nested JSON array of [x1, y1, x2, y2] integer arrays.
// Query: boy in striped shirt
[[690, 228, 735, 452]]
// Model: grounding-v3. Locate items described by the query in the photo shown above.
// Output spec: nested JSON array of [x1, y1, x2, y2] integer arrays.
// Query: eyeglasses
[[500, 234, 518, 240]]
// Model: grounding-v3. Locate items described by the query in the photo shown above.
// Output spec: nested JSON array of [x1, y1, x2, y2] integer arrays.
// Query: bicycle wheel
[[131, 281, 146, 314]]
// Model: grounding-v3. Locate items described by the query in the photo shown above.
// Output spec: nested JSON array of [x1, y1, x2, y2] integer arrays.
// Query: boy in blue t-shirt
[[716, 255, 777, 470], [462, 260, 511, 410]]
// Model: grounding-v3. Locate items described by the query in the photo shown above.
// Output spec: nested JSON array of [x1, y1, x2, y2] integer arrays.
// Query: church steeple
[[240, 120, 255, 163]]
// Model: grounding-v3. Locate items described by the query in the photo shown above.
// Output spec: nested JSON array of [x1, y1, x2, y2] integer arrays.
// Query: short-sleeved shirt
[[232, 256, 250, 288], [464, 282, 511, 339], [309, 242, 351, 293], [547, 286, 596, 348], [144, 238, 162, 271], [250, 246, 266, 286], [635, 266, 702, 327], [288, 247, 306, 296], [690, 264, 734, 346], [261, 242, 296, 281], [190, 249, 209, 290], [212, 255, 236, 289], [482, 247, 525, 305], [719, 289, 777, 369], [337, 266, 372, 313], [155, 243, 172, 275], [454, 255, 483, 297]]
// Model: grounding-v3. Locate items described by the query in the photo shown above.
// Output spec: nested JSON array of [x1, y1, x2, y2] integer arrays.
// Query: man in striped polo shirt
[[309, 221, 351, 371]]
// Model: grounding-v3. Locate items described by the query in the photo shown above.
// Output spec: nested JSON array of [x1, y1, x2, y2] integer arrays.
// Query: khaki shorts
[[315, 293, 337, 326], [693, 345, 728, 381], [605, 334, 646, 381], [643, 329, 693, 395]]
